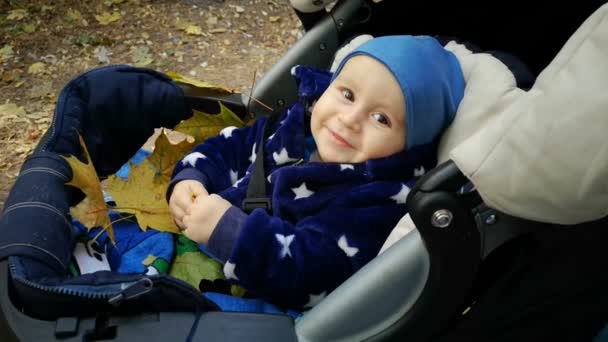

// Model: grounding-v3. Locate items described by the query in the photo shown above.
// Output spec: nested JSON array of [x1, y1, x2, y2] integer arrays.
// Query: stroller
[[1, 0, 608, 341]]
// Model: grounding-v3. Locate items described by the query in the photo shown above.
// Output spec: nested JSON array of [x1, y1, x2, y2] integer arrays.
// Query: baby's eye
[[341, 88, 354, 101], [372, 112, 391, 127]]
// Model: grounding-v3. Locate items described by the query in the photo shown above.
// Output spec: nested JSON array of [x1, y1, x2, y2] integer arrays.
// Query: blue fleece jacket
[[168, 65, 439, 310]]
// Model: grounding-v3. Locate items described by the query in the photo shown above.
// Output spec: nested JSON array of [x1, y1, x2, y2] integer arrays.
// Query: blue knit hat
[[331, 35, 465, 149]]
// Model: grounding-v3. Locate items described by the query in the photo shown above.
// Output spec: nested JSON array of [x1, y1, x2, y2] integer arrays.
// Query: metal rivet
[[319, 43, 326, 51], [337, 19, 344, 27], [431, 209, 453, 228], [277, 99, 285, 107], [313, 0, 323, 6], [485, 214, 496, 225]]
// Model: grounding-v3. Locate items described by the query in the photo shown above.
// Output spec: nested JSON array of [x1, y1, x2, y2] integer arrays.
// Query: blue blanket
[[70, 148, 301, 319]]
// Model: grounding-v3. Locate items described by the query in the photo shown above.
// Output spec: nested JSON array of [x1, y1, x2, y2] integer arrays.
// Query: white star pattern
[[220, 126, 237, 138], [229, 169, 238, 185], [267, 174, 273, 183], [223, 262, 239, 280], [233, 177, 245, 188], [275, 234, 295, 258], [414, 166, 426, 177], [292, 182, 314, 200], [268, 133, 275, 140], [181, 152, 206, 167], [340, 164, 354, 171], [273, 148, 298, 165], [390, 184, 411, 204], [249, 143, 257, 163], [337, 235, 359, 257], [304, 292, 327, 309]]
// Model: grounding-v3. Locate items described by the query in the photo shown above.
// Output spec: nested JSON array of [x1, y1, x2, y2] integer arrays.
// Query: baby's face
[[311, 55, 406, 163]]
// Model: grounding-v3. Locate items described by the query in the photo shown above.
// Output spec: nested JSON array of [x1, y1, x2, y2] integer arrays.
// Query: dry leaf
[[65, 9, 83, 23], [174, 103, 244, 144], [63, 135, 114, 242], [28, 62, 46, 75], [106, 159, 178, 233], [22, 23, 36, 33], [209, 28, 227, 34], [95, 11, 121, 25], [166, 71, 234, 97], [7, 9, 28, 21], [185, 24, 203, 36], [94, 46, 112, 64], [131, 46, 153, 66], [147, 129, 195, 182], [0, 45, 14, 62], [104, 0, 125, 6], [0, 103, 26, 116]]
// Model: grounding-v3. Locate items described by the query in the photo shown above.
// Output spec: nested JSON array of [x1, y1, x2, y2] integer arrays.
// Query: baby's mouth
[[328, 129, 354, 148]]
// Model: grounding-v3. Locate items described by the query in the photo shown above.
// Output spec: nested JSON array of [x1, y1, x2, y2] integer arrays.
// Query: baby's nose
[[338, 108, 363, 130]]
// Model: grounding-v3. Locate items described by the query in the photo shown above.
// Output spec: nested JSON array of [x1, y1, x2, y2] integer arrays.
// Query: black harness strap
[[242, 114, 280, 213]]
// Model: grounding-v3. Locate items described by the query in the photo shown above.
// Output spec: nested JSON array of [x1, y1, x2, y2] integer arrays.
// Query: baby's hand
[[169, 180, 208, 229], [181, 194, 232, 244]]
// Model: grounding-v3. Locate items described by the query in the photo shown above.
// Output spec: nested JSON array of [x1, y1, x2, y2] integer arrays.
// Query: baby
[[168, 35, 464, 309]]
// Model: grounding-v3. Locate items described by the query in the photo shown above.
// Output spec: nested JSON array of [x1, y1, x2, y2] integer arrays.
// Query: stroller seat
[[1, 1, 608, 341]]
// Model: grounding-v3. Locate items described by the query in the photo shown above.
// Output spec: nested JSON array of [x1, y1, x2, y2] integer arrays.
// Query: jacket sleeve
[[168, 118, 267, 196], [220, 202, 409, 310]]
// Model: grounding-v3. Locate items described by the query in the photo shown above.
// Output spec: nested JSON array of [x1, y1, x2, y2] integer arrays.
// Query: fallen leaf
[[269, 16, 280, 23], [174, 103, 244, 144], [131, 46, 153, 66], [63, 135, 115, 242], [0, 45, 14, 62], [185, 24, 203, 36], [65, 9, 83, 23], [7, 9, 28, 21], [22, 23, 36, 33], [40, 5, 54, 13], [106, 159, 177, 233], [0, 103, 26, 116], [166, 71, 234, 97], [205, 16, 218, 26], [169, 235, 225, 289], [95, 11, 121, 25], [147, 129, 195, 182], [104, 0, 125, 6], [1, 69, 21, 83], [27, 62, 46, 75], [28, 81, 53, 99], [94, 46, 112, 64]]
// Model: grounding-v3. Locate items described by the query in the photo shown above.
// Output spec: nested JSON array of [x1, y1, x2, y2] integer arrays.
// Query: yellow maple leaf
[[106, 159, 178, 233], [166, 71, 234, 98], [95, 11, 121, 25], [174, 103, 244, 144], [63, 135, 114, 242], [147, 129, 196, 182]]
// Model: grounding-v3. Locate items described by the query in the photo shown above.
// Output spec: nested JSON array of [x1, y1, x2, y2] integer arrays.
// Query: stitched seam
[[2, 202, 72, 228], [0, 243, 66, 269], [19, 167, 69, 181]]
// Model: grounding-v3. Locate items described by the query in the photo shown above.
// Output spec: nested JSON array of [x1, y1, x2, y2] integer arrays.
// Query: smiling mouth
[[328, 129, 354, 148]]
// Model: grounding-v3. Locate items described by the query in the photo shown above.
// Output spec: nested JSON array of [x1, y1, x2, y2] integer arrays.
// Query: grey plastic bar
[[249, 0, 368, 117], [295, 229, 430, 342], [249, 14, 339, 116]]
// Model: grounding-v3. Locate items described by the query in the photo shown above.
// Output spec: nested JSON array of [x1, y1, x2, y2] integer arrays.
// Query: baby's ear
[[330, 34, 374, 72]]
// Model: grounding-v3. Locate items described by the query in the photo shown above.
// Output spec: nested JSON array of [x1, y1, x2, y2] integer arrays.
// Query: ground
[[0, 0, 301, 207]]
